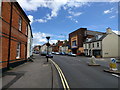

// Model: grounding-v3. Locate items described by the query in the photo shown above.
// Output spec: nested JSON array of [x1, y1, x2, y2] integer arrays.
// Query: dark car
[[46, 53, 53, 58], [34, 51, 39, 54], [41, 52, 47, 56], [59, 52, 65, 55]]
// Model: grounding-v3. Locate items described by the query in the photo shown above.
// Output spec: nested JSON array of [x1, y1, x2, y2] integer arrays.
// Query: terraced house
[[83, 28, 120, 58], [0, 1, 30, 71]]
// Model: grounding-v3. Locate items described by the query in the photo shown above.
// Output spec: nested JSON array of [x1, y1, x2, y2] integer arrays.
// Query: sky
[[16, 0, 119, 46]]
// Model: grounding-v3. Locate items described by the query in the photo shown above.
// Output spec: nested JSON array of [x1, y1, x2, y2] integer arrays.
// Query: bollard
[[103, 58, 120, 74], [109, 58, 117, 71], [88, 56, 100, 66], [90, 56, 96, 64]]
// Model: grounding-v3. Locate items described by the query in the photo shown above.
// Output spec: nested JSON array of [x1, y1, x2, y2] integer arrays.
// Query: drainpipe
[[7, 2, 13, 70]]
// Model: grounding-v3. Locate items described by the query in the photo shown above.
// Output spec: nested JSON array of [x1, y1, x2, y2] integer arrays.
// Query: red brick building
[[52, 40, 64, 52], [69, 28, 105, 54], [0, 2, 30, 71]]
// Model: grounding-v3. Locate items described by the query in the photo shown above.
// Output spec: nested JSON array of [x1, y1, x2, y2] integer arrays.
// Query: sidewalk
[[1, 54, 60, 89]]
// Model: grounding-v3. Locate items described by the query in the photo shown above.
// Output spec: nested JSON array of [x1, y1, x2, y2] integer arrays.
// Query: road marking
[[49, 59, 70, 90], [112, 74, 120, 78]]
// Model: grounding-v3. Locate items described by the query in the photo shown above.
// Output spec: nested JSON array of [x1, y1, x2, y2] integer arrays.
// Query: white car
[[55, 52, 60, 55], [68, 53, 76, 57]]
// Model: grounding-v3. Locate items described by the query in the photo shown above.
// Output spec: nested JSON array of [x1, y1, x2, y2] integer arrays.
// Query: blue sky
[[17, 0, 118, 46]]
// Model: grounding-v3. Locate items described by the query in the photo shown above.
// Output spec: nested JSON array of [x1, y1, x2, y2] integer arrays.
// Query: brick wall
[[1, 2, 30, 69]]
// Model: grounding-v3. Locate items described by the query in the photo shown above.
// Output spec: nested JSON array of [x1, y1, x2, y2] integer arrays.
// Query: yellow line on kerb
[[49, 59, 70, 90]]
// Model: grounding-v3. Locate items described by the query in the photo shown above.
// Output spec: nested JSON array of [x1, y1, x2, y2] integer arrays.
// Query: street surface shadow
[[2, 71, 26, 90]]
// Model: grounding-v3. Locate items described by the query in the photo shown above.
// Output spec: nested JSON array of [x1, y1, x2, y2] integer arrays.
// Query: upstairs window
[[18, 17, 22, 31], [97, 42, 99, 47], [16, 42, 20, 59], [93, 43, 94, 48], [26, 24, 28, 35], [72, 40, 77, 47]]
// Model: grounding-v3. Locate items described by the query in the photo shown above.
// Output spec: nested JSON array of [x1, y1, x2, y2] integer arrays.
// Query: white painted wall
[[27, 25, 33, 58], [102, 33, 120, 57], [40, 44, 52, 53]]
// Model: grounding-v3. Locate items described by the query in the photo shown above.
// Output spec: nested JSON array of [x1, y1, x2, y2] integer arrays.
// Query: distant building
[[0, 2, 30, 71], [59, 40, 69, 53], [40, 43, 52, 53], [52, 40, 63, 52], [69, 28, 104, 54], [33, 45, 41, 51], [84, 28, 120, 58]]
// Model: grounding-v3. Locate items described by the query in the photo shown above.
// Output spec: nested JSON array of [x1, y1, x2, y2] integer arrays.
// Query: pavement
[[1, 54, 60, 89]]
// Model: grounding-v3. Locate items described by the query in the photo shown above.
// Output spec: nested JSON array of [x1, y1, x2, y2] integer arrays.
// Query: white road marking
[[112, 74, 120, 78]]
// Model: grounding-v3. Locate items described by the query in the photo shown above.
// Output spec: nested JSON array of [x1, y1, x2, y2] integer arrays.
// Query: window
[[16, 43, 20, 59], [18, 17, 22, 31], [72, 40, 77, 47], [26, 24, 28, 35], [97, 42, 99, 47], [93, 43, 94, 48]]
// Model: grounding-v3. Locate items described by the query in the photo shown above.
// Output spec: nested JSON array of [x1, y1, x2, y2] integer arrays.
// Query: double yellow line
[[49, 59, 70, 90]]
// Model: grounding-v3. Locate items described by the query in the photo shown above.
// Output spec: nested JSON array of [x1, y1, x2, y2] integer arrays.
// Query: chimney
[[106, 27, 113, 34]]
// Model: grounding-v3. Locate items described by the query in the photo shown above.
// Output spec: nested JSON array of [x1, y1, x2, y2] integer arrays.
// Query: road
[[52, 55, 119, 88]]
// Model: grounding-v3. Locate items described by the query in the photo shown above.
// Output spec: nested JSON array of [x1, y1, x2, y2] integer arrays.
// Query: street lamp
[[46, 36, 50, 62]]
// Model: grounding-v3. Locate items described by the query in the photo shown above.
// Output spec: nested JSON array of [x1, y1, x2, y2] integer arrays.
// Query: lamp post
[[46, 36, 50, 62]]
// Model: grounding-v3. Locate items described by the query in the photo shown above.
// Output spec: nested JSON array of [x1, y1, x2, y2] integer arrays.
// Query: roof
[[85, 34, 107, 43], [86, 30, 105, 36], [69, 28, 87, 35], [13, 2, 30, 22]]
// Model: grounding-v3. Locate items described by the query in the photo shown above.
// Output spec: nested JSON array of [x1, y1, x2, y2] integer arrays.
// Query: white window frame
[[18, 17, 22, 31], [16, 43, 20, 59]]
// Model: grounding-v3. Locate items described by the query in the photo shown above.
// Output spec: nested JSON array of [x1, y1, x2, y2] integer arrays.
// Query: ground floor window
[[16, 42, 20, 59], [93, 50, 101, 57]]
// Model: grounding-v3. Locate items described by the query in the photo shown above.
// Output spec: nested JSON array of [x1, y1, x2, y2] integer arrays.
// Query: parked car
[[68, 52, 76, 57], [54, 52, 60, 55], [34, 51, 39, 54], [51, 52, 55, 54], [59, 52, 65, 55], [77, 52, 85, 56], [46, 53, 53, 58], [41, 51, 47, 56], [64, 52, 68, 55]]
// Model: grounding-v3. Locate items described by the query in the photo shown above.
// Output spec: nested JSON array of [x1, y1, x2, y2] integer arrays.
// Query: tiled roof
[[85, 34, 107, 43], [86, 30, 105, 36]]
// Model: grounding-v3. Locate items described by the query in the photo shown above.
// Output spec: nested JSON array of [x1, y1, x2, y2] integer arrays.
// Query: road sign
[[111, 58, 116, 63], [109, 58, 117, 71]]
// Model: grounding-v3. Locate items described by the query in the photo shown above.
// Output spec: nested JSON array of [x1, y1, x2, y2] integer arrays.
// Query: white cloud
[[17, 0, 118, 23], [50, 40, 58, 44], [33, 32, 52, 45], [17, 0, 88, 23], [32, 32, 67, 45], [36, 19, 47, 23], [75, 20, 78, 23], [113, 30, 120, 35], [68, 10, 83, 16], [110, 15, 116, 18], [28, 15, 34, 24], [104, 10, 111, 14], [103, 7, 117, 14]]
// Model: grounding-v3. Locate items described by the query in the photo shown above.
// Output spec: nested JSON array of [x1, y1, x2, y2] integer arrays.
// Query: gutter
[[7, 2, 13, 70]]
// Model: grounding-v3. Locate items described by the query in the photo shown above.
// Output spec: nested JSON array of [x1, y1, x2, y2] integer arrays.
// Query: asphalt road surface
[[52, 55, 119, 88]]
